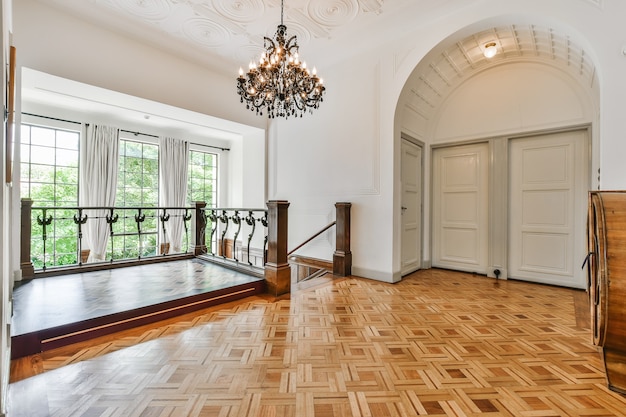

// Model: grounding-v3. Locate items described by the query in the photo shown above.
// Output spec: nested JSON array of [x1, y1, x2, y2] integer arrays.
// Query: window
[[113, 139, 159, 258], [20, 124, 80, 268], [187, 149, 218, 253], [21, 120, 224, 266], [187, 150, 218, 208]]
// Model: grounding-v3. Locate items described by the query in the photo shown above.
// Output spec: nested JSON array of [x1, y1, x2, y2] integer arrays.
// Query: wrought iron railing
[[197, 207, 268, 272], [25, 203, 196, 271]]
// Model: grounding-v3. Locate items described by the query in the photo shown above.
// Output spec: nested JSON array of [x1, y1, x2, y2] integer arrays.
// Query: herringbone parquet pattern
[[8, 269, 626, 416]]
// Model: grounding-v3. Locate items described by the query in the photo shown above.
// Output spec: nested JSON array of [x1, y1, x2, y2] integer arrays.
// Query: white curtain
[[159, 136, 189, 253], [79, 124, 120, 262]]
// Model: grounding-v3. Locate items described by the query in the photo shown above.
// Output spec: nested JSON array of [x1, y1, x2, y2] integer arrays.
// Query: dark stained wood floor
[[10, 259, 264, 358], [9, 268, 626, 417]]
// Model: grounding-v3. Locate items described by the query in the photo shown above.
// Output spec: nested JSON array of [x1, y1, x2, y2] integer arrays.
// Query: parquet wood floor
[[8, 269, 626, 416]]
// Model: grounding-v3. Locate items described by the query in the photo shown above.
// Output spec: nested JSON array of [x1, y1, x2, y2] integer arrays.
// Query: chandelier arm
[[285, 36, 298, 50], [293, 98, 306, 111], [263, 36, 275, 48]]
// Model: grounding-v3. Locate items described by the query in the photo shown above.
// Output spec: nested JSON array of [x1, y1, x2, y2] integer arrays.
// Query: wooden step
[[289, 255, 332, 282], [11, 280, 265, 359]]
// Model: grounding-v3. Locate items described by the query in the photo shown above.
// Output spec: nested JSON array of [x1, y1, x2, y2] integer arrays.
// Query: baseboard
[[351, 266, 395, 283]]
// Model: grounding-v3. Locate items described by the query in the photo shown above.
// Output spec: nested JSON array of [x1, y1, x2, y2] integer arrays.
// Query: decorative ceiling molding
[[182, 18, 231, 47], [359, 0, 384, 14], [211, 0, 265, 24], [83, 0, 401, 68], [307, 0, 359, 28]]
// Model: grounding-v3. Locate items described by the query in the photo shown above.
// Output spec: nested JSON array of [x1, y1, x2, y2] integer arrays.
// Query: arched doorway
[[397, 20, 599, 288]]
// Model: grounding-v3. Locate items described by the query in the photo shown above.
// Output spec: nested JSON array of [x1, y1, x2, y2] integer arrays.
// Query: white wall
[[268, 54, 394, 281], [431, 64, 593, 143]]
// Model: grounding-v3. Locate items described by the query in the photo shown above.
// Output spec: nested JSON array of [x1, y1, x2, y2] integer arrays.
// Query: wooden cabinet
[[587, 191, 626, 395]]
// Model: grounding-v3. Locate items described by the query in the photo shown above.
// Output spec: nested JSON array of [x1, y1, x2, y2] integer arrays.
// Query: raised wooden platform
[[10, 259, 265, 359]]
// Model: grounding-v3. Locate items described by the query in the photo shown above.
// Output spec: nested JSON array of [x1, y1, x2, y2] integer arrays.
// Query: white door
[[401, 139, 422, 275], [432, 143, 489, 274], [509, 130, 588, 288]]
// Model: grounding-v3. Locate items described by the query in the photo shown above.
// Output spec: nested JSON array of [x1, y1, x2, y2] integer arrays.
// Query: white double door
[[432, 130, 588, 288]]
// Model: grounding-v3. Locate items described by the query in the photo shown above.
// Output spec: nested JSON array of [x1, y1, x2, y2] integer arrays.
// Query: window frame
[[19, 118, 82, 268]]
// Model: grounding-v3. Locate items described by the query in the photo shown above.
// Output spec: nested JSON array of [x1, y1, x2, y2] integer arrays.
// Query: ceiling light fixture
[[236, 0, 325, 119], [483, 42, 498, 59]]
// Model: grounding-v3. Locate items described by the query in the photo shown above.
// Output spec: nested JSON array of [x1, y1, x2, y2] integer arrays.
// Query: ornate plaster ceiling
[[40, 0, 428, 75], [31, 0, 600, 133]]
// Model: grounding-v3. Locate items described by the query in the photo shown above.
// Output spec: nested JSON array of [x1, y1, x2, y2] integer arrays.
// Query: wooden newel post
[[20, 198, 35, 279], [264, 200, 291, 296], [192, 201, 207, 256], [333, 202, 352, 277]]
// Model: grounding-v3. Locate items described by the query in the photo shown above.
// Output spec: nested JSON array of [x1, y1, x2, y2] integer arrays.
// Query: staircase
[[288, 255, 333, 282]]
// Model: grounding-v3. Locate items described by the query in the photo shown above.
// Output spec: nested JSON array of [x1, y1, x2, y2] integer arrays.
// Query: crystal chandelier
[[236, 0, 325, 119]]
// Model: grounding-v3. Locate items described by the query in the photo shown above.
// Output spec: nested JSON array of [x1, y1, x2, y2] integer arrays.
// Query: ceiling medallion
[[236, 0, 326, 119]]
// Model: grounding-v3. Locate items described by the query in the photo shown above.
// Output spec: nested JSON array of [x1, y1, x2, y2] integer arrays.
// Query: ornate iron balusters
[[199, 208, 268, 266], [245, 211, 257, 265], [73, 208, 88, 265], [231, 210, 241, 262], [159, 208, 170, 255], [208, 209, 218, 255], [260, 211, 268, 264], [106, 208, 119, 262], [135, 208, 146, 258], [36, 208, 53, 271], [183, 208, 192, 252], [219, 210, 230, 258], [26, 203, 200, 272]]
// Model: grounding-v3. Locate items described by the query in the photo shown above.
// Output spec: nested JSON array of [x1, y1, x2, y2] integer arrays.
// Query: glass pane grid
[[188, 150, 218, 208], [23, 129, 216, 267], [22, 124, 80, 269], [114, 140, 160, 260]]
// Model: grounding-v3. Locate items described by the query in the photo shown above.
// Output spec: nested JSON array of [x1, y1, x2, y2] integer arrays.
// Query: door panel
[[401, 139, 422, 275], [509, 131, 588, 288], [432, 143, 489, 273]]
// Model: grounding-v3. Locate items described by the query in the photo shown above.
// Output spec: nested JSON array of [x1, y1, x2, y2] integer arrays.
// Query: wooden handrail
[[287, 221, 336, 256]]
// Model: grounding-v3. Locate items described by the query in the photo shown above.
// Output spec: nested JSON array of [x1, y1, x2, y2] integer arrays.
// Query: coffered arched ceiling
[[402, 22, 599, 124]]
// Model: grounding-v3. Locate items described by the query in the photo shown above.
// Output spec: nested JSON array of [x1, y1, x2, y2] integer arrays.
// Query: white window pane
[[30, 145, 54, 164], [56, 130, 79, 150], [56, 149, 79, 167], [31, 126, 55, 146]]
